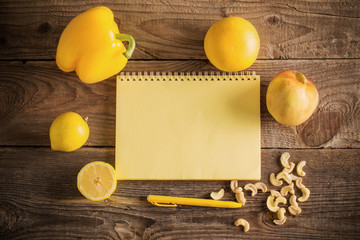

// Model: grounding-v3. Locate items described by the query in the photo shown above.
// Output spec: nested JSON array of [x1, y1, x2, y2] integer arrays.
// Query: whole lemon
[[49, 112, 89, 152], [204, 17, 260, 72]]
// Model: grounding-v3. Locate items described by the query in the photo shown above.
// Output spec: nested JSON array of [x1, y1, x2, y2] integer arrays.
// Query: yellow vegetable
[[204, 17, 260, 72], [77, 161, 117, 201], [49, 112, 89, 152], [56, 6, 135, 84]]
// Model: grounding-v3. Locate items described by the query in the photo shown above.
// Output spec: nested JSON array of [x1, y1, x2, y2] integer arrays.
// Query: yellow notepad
[[116, 72, 260, 180]]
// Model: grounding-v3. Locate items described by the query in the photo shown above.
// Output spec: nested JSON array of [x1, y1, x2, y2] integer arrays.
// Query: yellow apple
[[266, 70, 319, 126]]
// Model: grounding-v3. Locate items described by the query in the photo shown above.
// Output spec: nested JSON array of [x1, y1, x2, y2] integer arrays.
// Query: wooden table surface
[[1, 1, 359, 239]]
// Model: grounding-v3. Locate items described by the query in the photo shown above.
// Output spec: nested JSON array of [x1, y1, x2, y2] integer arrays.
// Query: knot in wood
[[38, 21, 52, 34], [0, 80, 27, 122], [300, 111, 343, 147], [265, 14, 282, 28], [0, 202, 19, 234]]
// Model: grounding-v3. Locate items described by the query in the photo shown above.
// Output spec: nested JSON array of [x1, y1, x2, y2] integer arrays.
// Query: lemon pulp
[[77, 161, 117, 201]]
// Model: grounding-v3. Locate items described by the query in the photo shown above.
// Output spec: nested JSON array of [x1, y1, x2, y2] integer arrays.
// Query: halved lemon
[[77, 161, 117, 201]]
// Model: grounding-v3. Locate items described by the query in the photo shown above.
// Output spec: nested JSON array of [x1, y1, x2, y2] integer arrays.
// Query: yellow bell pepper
[[56, 6, 135, 84]]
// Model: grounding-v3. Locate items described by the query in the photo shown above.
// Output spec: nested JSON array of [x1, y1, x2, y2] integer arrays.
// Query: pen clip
[[150, 201, 177, 207]]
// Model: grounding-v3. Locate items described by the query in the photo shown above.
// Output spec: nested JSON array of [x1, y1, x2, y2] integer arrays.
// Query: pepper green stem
[[115, 33, 136, 59]]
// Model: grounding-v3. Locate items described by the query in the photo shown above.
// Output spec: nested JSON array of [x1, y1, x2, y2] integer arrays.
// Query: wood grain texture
[[0, 147, 359, 239], [0, 0, 359, 60], [0, 0, 359, 239], [0, 60, 359, 148]]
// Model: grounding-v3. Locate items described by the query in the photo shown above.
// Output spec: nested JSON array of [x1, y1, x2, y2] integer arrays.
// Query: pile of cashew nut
[[209, 152, 310, 232], [267, 152, 310, 225]]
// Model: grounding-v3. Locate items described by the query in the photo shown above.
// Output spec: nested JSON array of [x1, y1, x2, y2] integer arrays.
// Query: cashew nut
[[283, 162, 295, 174], [288, 194, 302, 215], [288, 205, 302, 215], [295, 177, 305, 189], [289, 194, 298, 208], [270, 190, 281, 197], [234, 187, 246, 205], [230, 180, 239, 193], [233, 187, 243, 194], [234, 218, 250, 232], [277, 207, 286, 220], [276, 171, 292, 184], [266, 196, 279, 212], [280, 182, 295, 196], [289, 173, 299, 181], [255, 182, 268, 193], [297, 161, 307, 176], [273, 216, 286, 225], [230, 180, 242, 194], [210, 188, 224, 200], [280, 152, 291, 168], [267, 195, 286, 212], [244, 183, 258, 196], [298, 187, 310, 202], [270, 173, 283, 186], [275, 196, 287, 206], [274, 208, 287, 225]]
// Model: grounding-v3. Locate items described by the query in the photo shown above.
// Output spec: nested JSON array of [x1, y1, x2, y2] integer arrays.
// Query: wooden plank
[[0, 147, 359, 239], [0, 0, 359, 60], [0, 60, 359, 148], [0, 59, 358, 148]]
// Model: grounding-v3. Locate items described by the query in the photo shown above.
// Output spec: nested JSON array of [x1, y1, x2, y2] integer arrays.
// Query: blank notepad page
[[115, 72, 260, 180]]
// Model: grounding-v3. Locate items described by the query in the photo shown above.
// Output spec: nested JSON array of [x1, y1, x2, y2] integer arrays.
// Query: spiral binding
[[119, 71, 258, 81]]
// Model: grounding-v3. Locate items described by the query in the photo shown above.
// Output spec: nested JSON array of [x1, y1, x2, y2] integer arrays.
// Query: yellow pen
[[147, 195, 242, 208]]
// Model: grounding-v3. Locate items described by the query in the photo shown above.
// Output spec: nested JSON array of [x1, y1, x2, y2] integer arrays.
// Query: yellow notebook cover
[[116, 72, 260, 180]]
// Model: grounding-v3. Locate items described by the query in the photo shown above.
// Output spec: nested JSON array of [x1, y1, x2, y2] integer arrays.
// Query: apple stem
[[295, 72, 306, 84]]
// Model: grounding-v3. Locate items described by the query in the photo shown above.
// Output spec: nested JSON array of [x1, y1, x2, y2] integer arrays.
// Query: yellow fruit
[[77, 161, 117, 201], [49, 112, 89, 152], [266, 70, 319, 126], [204, 16, 260, 72]]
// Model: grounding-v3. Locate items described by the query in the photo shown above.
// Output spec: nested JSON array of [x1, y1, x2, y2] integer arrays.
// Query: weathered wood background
[[0, 0, 359, 239]]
